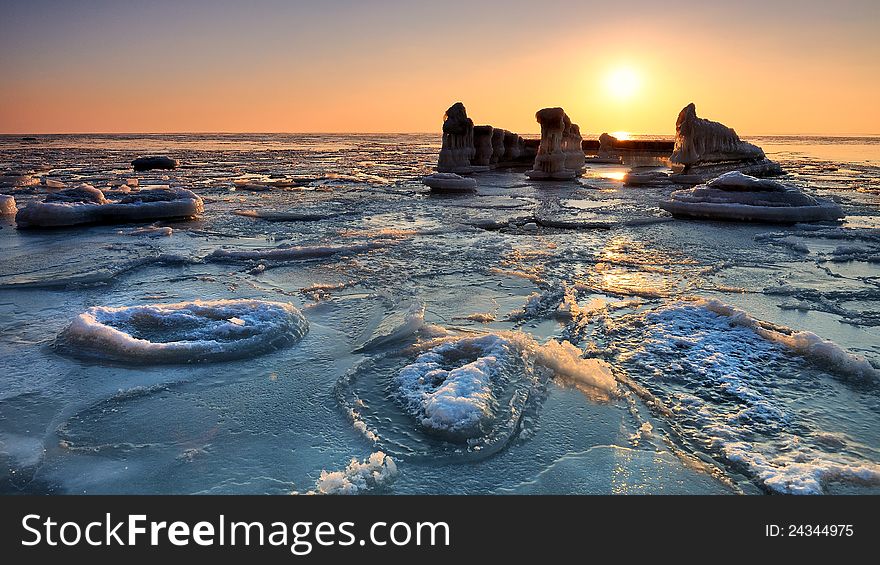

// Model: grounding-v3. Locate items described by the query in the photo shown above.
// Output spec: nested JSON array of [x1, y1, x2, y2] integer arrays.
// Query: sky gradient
[[1, 0, 878, 135]]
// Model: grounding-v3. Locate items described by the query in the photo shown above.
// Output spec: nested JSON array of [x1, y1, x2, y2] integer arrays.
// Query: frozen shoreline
[[0, 133, 878, 495]]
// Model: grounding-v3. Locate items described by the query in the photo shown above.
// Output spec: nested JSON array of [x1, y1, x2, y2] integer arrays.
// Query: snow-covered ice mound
[[0, 194, 16, 215], [395, 334, 521, 440], [660, 172, 843, 223], [131, 156, 179, 171], [613, 299, 880, 493], [421, 173, 477, 192], [336, 329, 617, 459], [15, 184, 203, 228], [307, 452, 399, 495], [395, 333, 617, 440], [56, 299, 308, 364]]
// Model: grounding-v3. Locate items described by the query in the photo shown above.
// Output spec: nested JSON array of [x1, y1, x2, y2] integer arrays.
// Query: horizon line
[[4, 131, 880, 138]]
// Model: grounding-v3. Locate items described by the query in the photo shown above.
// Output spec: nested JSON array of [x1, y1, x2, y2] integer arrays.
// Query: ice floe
[[15, 184, 203, 228], [696, 298, 877, 381], [0, 194, 16, 215], [56, 299, 308, 364], [395, 333, 618, 441], [421, 173, 477, 192], [208, 242, 385, 263], [131, 156, 179, 171], [660, 172, 843, 223], [309, 452, 398, 495]]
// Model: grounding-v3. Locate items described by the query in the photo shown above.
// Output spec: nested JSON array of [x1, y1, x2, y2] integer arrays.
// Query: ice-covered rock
[[586, 133, 623, 164], [0, 195, 16, 216], [660, 171, 844, 223], [421, 172, 477, 192], [131, 156, 179, 171], [56, 299, 308, 364], [526, 107, 576, 180], [490, 128, 506, 166], [563, 123, 586, 174], [472, 125, 495, 169], [437, 102, 476, 173], [501, 131, 522, 163], [670, 103, 782, 177], [15, 184, 203, 228]]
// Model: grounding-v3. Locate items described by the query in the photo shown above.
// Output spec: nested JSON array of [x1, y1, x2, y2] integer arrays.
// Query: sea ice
[[394, 332, 617, 440], [55, 299, 309, 364], [131, 156, 179, 171], [15, 184, 204, 228], [310, 452, 398, 495], [354, 301, 428, 352], [421, 173, 477, 192], [208, 242, 385, 262], [0, 194, 16, 215], [660, 172, 844, 223]]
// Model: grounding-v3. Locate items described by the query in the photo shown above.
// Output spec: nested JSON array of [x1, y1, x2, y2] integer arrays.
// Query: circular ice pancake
[[56, 299, 308, 364]]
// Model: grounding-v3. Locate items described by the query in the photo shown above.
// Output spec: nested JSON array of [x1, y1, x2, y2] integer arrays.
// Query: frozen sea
[[0, 133, 878, 495]]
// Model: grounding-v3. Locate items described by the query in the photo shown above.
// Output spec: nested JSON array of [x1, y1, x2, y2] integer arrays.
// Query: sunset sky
[[1, 0, 878, 135]]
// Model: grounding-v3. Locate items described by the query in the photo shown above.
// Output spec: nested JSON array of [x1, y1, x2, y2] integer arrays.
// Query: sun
[[605, 68, 640, 100]]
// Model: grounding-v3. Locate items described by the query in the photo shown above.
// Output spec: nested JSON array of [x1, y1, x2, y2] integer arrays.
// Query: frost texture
[[57, 299, 308, 364], [313, 452, 398, 495]]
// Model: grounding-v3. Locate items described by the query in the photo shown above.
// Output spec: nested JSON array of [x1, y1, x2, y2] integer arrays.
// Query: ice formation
[[623, 171, 672, 186], [395, 334, 514, 439], [526, 108, 577, 180], [354, 301, 427, 352], [501, 131, 522, 163], [311, 452, 398, 495], [0, 194, 16, 215], [563, 123, 586, 174], [660, 172, 844, 223], [208, 242, 384, 262], [394, 332, 618, 440], [437, 102, 476, 173], [0, 171, 39, 187], [421, 172, 477, 192], [15, 184, 203, 228], [56, 299, 309, 364], [472, 125, 495, 168], [131, 155, 179, 171], [490, 128, 506, 166], [670, 103, 782, 177], [586, 133, 623, 164], [619, 300, 880, 494], [696, 298, 877, 381]]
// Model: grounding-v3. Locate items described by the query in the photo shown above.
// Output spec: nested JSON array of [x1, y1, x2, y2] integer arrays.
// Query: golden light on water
[[612, 131, 631, 140]]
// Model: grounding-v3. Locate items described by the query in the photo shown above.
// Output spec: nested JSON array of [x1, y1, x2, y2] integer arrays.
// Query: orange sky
[[1, 1, 878, 135]]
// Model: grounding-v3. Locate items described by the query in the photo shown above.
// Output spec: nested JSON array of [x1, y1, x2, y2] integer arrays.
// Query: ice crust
[[15, 185, 203, 228], [660, 172, 843, 223], [395, 333, 618, 440], [311, 452, 398, 495], [56, 299, 308, 364]]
